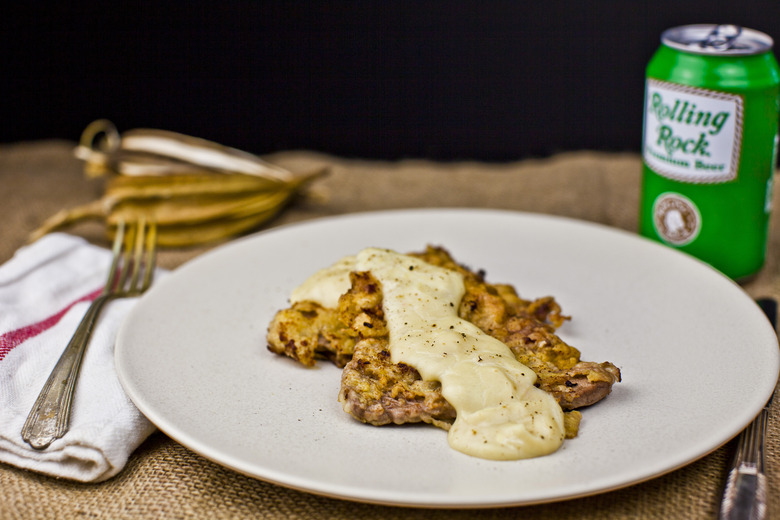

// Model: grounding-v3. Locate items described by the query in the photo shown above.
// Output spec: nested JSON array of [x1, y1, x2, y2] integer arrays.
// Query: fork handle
[[719, 297, 775, 520], [21, 294, 112, 449], [719, 407, 769, 520]]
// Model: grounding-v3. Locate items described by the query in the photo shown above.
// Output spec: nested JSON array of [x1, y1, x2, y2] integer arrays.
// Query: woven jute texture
[[1, 141, 778, 519]]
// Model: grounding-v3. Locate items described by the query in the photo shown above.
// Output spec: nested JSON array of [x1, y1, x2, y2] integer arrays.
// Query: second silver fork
[[21, 219, 157, 450], [718, 297, 777, 520]]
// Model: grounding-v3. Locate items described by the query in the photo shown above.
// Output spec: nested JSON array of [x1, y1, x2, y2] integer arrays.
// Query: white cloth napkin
[[0, 233, 162, 482]]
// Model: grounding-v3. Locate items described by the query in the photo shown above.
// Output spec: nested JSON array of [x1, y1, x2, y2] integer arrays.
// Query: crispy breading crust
[[266, 300, 357, 368], [266, 246, 620, 438]]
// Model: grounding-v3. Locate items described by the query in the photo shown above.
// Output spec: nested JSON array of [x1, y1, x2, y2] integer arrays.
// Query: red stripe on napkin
[[0, 288, 102, 361]]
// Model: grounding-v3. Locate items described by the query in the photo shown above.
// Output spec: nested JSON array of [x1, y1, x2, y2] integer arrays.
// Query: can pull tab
[[701, 24, 743, 50]]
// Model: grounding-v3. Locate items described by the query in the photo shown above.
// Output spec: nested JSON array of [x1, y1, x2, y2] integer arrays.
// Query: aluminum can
[[640, 24, 780, 280]]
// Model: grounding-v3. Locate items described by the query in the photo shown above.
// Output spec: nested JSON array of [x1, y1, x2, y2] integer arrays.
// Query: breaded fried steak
[[267, 246, 621, 449]]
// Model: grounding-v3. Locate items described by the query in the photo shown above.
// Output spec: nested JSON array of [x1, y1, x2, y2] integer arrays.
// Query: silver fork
[[21, 219, 158, 449], [718, 297, 777, 520]]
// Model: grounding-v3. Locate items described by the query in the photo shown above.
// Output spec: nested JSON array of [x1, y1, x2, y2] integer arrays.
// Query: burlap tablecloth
[[1, 140, 778, 519]]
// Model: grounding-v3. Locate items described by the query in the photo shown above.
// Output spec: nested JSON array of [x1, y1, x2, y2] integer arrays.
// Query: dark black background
[[3, 2, 780, 161]]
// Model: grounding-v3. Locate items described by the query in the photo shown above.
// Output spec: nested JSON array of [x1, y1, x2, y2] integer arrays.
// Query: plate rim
[[115, 207, 780, 508]]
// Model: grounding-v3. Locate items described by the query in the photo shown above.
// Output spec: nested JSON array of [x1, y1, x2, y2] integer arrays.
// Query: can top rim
[[661, 24, 773, 55]]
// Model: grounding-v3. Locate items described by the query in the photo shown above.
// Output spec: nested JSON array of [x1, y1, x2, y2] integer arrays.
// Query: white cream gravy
[[291, 248, 565, 460]]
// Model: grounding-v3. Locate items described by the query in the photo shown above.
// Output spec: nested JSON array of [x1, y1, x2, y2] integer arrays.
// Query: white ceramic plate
[[115, 209, 779, 508]]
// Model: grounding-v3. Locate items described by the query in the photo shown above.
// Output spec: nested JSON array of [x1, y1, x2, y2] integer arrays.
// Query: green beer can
[[640, 24, 780, 280]]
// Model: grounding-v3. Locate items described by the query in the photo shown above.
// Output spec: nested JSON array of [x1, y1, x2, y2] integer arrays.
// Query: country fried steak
[[267, 246, 621, 438]]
